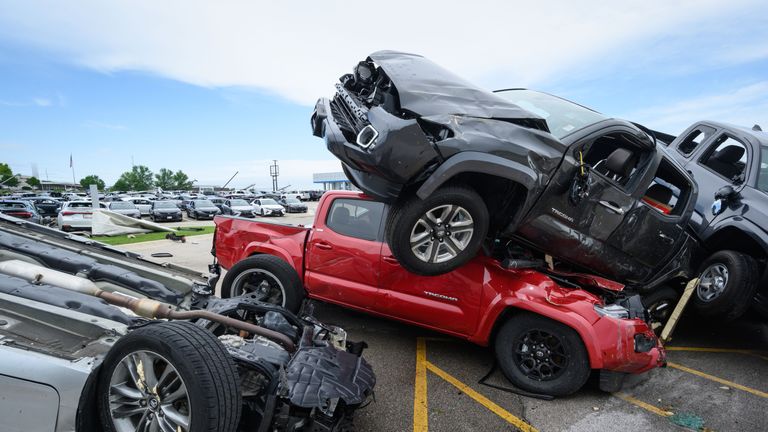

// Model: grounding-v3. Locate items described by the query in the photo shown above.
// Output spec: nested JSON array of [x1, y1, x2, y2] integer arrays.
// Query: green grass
[[91, 226, 215, 245]]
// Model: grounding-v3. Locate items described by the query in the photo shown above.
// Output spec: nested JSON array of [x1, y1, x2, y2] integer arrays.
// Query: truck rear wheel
[[494, 313, 590, 396], [386, 185, 489, 276], [693, 250, 759, 320], [221, 255, 304, 313]]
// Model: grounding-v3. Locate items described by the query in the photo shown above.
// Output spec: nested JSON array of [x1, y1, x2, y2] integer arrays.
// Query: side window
[[326, 199, 385, 241], [642, 158, 692, 216], [583, 132, 647, 188], [700, 135, 748, 183], [677, 125, 715, 156]]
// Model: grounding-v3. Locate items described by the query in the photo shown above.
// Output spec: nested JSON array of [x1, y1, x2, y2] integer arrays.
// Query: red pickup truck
[[213, 191, 664, 396]]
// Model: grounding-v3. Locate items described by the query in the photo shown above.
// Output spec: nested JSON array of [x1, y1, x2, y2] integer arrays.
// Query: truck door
[[305, 197, 385, 309], [375, 237, 484, 335], [608, 155, 694, 273], [685, 133, 752, 231], [516, 127, 653, 283]]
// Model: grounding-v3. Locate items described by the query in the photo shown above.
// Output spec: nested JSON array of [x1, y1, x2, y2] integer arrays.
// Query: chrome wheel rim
[[231, 268, 285, 306], [697, 263, 729, 302], [409, 204, 474, 263], [109, 350, 191, 432]]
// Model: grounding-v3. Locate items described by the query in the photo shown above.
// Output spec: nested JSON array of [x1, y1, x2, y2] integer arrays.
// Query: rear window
[[110, 202, 135, 209], [68, 202, 94, 209], [0, 202, 27, 210], [677, 125, 715, 156], [326, 199, 384, 241]]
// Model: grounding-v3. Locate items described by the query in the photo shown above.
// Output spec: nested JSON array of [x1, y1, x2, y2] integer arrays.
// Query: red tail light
[[6, 211, 32, 218]]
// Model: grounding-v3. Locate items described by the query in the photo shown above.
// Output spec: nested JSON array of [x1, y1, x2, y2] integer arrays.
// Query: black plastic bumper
[[311, 97, 441, 201]]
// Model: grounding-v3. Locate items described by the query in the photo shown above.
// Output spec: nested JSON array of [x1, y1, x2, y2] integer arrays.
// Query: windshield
[[230, 199, 249, 206], [194, 200, 215, 207], [154, 201, 178, 209], [759, 147, 768, 193], [110, 202, 136, 209], [260, 199, 278, 205], [285, 198, 300, 204], [495, 89, 606, 139]]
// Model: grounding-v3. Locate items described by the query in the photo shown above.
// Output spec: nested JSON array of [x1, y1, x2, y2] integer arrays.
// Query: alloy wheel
[[230, 268, 286, 306], [514, 329, 569, 381], [109, 350, 191, 432], [697, 263, 729, 302], [409, 204, 474, 263]]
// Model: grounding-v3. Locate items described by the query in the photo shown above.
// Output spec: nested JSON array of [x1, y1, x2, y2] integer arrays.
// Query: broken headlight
[[594, 303, 630, 319]]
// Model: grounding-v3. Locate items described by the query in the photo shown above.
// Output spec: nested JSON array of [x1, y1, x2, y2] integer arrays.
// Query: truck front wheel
[[221, 255, 305, 313], [386, 185, 489, 276], [693, 250, 759, 320], [494, 313, 590, 396]]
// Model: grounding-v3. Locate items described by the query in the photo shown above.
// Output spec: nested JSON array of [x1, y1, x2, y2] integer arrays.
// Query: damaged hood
[[368, 51, 547, 128]]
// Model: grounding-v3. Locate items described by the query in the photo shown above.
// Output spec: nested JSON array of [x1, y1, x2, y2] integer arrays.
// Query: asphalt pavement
[[120, 206, 768, 432]]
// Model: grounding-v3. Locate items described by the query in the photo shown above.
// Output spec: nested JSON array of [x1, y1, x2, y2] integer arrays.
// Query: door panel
[[305, 198, 384, 308], [375, 244, 483, 335]]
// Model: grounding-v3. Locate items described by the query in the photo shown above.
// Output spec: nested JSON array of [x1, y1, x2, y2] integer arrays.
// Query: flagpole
[[70, 154, 76, 190]]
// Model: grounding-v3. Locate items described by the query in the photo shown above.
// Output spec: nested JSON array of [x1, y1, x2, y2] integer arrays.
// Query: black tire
[[495, 313, 590, 396], [386, 185, 489, 276], [98, 321, 241, 432], [693, 250, 759, 320], [641, 287, 679, 330], [221, 255, 304, 313]]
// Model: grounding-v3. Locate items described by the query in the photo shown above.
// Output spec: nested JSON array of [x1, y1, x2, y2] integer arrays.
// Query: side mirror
[[714, 185, 737, 201], [712, 185, 739, 216]]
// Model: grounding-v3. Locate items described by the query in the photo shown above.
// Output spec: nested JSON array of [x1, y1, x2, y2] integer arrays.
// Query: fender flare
[[473, 297, 604, 369], [243, 243, 304, 282], [416, 151, 537, 199]]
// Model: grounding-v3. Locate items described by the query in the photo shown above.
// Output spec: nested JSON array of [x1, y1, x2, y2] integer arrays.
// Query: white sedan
[[57, 201, 107, 232]]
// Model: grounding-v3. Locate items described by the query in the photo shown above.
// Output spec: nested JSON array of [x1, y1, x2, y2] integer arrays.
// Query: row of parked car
[[0, 193, 312, 232]]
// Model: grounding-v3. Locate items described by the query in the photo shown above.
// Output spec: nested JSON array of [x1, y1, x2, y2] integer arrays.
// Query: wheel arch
[[702, 223, 768, 265], [242, 245, 304, 282], [414, 154, 533, 235], [482, 303, 604, 369]]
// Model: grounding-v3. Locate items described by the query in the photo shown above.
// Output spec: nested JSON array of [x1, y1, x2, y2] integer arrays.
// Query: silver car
[[107, 201, 142, 218], [0, 214, 375, 432]]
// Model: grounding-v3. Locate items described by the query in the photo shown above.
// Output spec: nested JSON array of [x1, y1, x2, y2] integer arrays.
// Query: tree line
[[1, 162, 194, 192]]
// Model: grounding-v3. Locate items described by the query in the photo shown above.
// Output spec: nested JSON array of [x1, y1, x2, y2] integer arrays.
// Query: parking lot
[[120, 204, 768, 432]]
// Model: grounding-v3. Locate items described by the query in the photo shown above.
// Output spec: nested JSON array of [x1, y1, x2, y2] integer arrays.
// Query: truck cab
[[664, 121, 768, 319]]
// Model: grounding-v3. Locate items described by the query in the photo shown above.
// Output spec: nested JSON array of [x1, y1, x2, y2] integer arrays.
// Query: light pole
[[269, 160, 279, 192]]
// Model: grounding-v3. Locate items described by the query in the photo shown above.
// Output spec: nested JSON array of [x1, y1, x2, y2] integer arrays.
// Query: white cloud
[[620, 82, 768, 134], [0, 0, 764, 105], [32, 97, 51, 107], [83, 120, 127, 130]]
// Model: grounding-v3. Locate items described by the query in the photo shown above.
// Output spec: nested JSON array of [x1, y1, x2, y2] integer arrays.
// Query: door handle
[[383, 256, 400, 265], [315, 242, 333, 250], [658, 232, 674, 244], [599, 200, 625, 215]]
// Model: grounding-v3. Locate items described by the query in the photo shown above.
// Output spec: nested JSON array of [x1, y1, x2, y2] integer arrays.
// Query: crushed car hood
[[369, 50, 548, 129]]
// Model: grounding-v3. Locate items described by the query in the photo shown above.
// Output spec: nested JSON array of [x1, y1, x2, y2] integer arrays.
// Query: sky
[[0, 0, 766, 189]]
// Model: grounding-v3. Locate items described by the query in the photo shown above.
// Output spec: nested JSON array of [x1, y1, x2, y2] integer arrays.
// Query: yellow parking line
[[666, 346, 768, 361], [425, 361, 539, 432], [614, 392, 673, 417], [414, 338, 428, 432], [667, 362, 768, 399]]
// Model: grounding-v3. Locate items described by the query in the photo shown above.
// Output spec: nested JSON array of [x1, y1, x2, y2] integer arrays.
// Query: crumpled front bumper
[[311, 97, 440, 201], [594, 316, 666, 375]]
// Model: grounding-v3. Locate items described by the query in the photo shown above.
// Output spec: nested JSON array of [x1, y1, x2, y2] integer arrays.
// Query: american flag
[[69, 154, 73, 168]]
